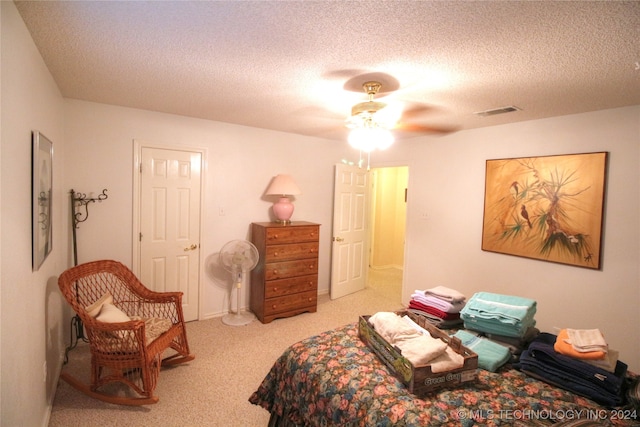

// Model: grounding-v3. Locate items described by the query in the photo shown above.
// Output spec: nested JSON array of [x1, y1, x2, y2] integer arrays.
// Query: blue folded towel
[[452, 329, 511, 372], [463, 317, 536, 338], [460, 292, 537, 325]]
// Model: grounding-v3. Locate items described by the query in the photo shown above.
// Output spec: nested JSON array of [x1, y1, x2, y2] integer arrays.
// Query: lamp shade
[[265, 174, 301, 196], [265, 174, 301, 223]]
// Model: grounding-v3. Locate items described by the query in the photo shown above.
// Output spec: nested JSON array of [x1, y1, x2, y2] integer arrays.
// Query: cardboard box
[[358, 311, 478, 396]]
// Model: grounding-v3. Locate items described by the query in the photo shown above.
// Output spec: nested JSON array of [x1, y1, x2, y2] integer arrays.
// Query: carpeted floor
[[48, 268, 403, 427]]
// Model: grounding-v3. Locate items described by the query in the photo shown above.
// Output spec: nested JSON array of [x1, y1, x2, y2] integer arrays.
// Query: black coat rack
[[63, 188, 108, 363], [70, 188, 108, 266]]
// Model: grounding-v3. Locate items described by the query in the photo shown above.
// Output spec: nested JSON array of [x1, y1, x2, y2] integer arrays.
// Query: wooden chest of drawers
[[250, 221, 320, 323]]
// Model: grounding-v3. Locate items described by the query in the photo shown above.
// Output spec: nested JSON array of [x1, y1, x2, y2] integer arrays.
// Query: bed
[[249, 323, 639, 427]]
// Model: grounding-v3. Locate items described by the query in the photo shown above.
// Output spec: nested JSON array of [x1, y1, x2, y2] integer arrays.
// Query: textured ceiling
[[14, 1, 640, 142]]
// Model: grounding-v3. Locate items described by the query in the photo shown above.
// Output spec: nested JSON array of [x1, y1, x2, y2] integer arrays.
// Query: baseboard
[[370, 265, 404, 271]]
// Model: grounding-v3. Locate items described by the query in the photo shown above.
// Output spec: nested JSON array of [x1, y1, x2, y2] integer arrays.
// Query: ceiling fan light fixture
[[351, 100, 387, 117], [374, 102, 403, 127], [348, 127, 394, 152]]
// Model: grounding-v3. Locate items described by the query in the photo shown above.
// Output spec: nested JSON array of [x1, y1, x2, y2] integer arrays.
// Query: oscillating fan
[[219, 239, 259, 326]]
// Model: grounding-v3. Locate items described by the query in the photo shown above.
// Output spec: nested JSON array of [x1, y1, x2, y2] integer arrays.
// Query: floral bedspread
[[249, 323, 638, 427]]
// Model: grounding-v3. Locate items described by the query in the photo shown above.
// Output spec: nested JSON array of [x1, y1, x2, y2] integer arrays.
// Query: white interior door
[[138, 146, 201, 321], [330, 163, 370, 299]]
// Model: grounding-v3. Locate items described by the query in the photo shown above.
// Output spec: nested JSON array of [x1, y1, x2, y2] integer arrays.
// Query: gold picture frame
[[481, 152, 608, 269], [32, 130, 53, 271]]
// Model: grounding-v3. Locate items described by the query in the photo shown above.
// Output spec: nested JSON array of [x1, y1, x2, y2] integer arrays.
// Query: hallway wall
[[370, 166, 407, 269]]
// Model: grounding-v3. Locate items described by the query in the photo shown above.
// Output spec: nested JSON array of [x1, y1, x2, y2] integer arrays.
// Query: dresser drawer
[[265, 259, 318, 280], [264, 290, 317, 316], [264, 275, 317, 299], [265, 226, 319, 244], [265, 242, 318, 262]]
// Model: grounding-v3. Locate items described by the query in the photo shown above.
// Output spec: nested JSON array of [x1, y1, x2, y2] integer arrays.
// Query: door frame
[[369, 165, 409, 270], [366, 160, 409, 291], [132, 140, 207, 320]]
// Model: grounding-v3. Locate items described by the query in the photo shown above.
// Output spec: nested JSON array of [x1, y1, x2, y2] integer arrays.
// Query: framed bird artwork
[[481, 151, 608, 269]]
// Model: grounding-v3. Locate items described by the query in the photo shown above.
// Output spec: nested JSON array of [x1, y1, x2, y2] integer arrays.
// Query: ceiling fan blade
[[374, 103, 403, 127], [394, 122, 459, 134], [322, 69, 369, 80], [400, 103, 440, 119]]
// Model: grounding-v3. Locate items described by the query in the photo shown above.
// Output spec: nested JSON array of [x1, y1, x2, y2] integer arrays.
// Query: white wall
[[64, 100, 356, 318], [370, 167, 407, 269], [383, 106, 640, 372], [1, 3, 68, 426], [65, 101, 640, 374]]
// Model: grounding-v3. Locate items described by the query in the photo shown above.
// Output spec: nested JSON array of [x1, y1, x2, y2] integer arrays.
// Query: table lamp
[[265, 174, 301, 223]]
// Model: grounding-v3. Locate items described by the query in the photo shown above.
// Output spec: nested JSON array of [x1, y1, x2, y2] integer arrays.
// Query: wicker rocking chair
[[58, 259, 195, 405]]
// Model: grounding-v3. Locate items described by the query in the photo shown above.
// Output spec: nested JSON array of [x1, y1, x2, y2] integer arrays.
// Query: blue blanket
[[515, 333, 628, 407]]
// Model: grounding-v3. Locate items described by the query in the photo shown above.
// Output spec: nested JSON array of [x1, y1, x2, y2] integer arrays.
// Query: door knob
[[184, 244, 198, 251], [333, 237, 344, 242]]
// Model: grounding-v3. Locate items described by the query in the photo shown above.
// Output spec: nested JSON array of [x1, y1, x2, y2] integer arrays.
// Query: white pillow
[[96, 302, 131, 323], [85, 293, 114, 318]]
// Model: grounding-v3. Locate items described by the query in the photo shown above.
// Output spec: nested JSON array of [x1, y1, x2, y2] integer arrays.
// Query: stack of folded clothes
[[516, 332, 628, 407], [448, 326, 539, 369], [368, 312, 465, 372], [554, 328, 619, 372], [408, 285, 466, 328], [460, 292, 537, 338], [451, 329, 511, 372], [455, 292, 539, 368], [483, 327, 539, 361]]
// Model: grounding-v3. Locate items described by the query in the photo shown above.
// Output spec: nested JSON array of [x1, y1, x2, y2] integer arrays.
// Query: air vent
[[474, 106, 521, 117]]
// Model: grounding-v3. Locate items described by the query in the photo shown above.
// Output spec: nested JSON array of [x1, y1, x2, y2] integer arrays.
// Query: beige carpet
[[48, 268, 403, 427]]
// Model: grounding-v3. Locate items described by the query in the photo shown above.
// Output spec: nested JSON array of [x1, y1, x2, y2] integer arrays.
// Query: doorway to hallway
[[367, 165, 407, 304]]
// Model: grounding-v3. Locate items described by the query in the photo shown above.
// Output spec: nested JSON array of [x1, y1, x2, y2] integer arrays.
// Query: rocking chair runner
[[58, 260, 195, 405]]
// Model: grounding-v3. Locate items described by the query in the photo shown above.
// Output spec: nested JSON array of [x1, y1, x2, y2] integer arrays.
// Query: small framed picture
[[32, 130, 53, 271]]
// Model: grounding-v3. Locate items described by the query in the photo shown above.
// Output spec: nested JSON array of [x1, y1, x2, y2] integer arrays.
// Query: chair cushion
[[102, 317, 173, 351], [85, 293, 114, 318], [87, 295, 173, 350], [140, 317, 173, 344]]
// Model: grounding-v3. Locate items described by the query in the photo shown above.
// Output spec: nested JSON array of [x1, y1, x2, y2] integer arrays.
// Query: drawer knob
[[309, 265, 313, 269], [272, 304, 277, 309], [308, 297, 313, 302], [273, 269, 278, 274], [273, 287, 278, 292], [274, 252, 279, 256]]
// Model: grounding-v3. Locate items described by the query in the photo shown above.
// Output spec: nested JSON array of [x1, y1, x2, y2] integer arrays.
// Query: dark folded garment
[[515, 333, 627, 407], [483, 326, 540, 349], [407, 309, 463, 328]]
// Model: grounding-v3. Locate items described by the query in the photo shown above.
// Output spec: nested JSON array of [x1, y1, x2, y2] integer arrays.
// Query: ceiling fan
[[346, 81, 403, 132], [343, 77, 456, 153]]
